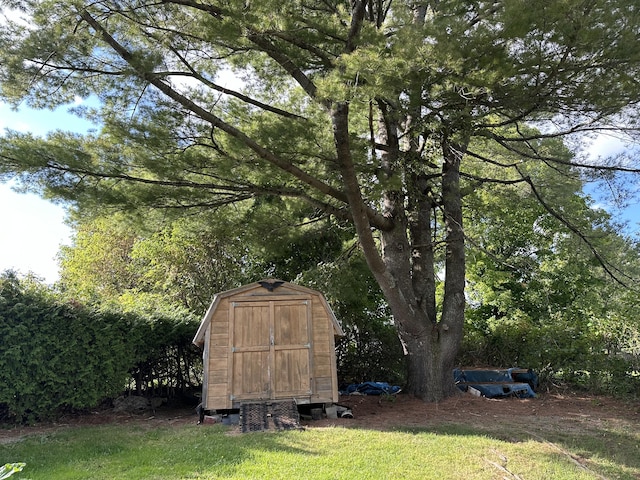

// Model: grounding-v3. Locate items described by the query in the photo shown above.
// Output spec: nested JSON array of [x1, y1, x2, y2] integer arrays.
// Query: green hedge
[[0, 273, 201, 423], [125, 312, 202, 397], [0, 273, 133, 422]]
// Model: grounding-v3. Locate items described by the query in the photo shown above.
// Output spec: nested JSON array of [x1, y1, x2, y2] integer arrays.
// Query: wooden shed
[[193, 279, 344, 411]]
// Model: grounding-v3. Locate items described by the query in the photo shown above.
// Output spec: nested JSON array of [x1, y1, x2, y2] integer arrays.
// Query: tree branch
[[2, 150, 352, 220], [491, 133, 640, 174], [78, 8, 347, 206], [167, 47, 307, 120], [515, 165, 634, 288], [262, 30, 335, 67], [160, 0, 224, 19], [245, 31, 319, 100]]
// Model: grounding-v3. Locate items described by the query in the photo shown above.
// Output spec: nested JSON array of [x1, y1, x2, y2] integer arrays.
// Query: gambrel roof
[[193, 279, 344, 347]]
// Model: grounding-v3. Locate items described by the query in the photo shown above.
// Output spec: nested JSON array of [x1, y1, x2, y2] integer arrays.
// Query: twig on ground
[[525, 431, 609, 480], [483, 456, 524, 480]]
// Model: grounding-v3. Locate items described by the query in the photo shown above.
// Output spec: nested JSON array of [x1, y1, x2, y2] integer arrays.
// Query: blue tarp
[[453, 368, 537, 398], [339, 369, 537, 399], [340, 381, 402, 396]]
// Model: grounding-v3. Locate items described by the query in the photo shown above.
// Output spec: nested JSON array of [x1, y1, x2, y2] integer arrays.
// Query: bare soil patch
[[0, 405, 195, 445], [306, 391, 640, 432], [1, 391, 638, 443]]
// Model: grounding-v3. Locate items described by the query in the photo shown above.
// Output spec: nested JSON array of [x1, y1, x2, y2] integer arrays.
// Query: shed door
[[230, 298, 311, 402]]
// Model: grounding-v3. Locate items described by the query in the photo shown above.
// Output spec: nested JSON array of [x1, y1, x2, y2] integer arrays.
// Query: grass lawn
[[2, 415, 639, 480]]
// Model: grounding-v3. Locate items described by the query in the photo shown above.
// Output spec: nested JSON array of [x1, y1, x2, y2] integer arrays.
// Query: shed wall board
[[201, 324, 210, 408]]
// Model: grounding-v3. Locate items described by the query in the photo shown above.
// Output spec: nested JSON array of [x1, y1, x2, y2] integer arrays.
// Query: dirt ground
[[311, 391, 640, 431], [1, 390, 638, 444]]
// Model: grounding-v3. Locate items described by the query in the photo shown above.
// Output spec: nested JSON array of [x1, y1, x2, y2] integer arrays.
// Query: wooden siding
[[205, 298, 231, 409], [198, 281, 342, 410]]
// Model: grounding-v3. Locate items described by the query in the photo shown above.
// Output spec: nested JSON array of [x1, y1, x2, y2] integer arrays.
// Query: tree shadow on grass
[[0, 423, 315, 479], [400, 419, 640, 480]]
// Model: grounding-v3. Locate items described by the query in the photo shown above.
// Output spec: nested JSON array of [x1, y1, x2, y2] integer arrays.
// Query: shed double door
[[230, 298, 312, 402]]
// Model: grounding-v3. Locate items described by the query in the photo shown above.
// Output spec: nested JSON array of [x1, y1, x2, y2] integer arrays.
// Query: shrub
[[460, 312, 640, 397], [124, 309, 202, 397], [0, 273, 133, 423], [0, 272, 203, 423]]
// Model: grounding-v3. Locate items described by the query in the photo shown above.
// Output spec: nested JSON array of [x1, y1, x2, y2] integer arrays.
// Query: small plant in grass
[[0, 463, 25, 479]]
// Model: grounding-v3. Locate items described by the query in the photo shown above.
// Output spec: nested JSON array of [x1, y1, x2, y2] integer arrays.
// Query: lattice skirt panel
[[240, 403, 269, 433], [271, 401, 300, 431], [239, 401, 301, 432]]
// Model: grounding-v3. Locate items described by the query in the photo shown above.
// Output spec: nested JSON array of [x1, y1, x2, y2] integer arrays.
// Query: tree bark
[[391, 138, 466, 401], [334, 92, 467, 401]]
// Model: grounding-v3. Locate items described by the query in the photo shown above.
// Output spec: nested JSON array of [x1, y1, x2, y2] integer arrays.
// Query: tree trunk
[[381, 211, 464, 402], [398, 137, 468, 401], [401, 328, 461, 401], [332, 101, 467, 401], [376, 132, 467, 401]]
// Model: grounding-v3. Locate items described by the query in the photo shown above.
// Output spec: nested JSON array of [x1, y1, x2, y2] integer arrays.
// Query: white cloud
[[586, 133, 628, 161], [1, 6, 33, 28], [0, 184, 72, 284]]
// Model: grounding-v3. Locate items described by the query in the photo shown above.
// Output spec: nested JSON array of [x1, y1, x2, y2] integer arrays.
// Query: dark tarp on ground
[[340, 381, 402, 395], [453, 368, 538, 398], [339, 369, 537, 398]]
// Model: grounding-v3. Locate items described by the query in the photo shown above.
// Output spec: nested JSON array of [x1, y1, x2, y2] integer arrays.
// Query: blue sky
[[0, 99, 93, 283], [582, 136, 640, 235], [1, 100, 638, 284]]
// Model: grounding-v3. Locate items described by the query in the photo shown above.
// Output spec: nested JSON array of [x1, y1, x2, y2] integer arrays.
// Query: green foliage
[[120, 305, 201, 396], [299, 250, 405, 385], [0, 271, 202, 423], [462, 314, 640, 396], [253, 218, 349, 281], [58, 216, 141, 303], [0, 272, 133, 423], [59, 213, 250, 312], [461, 154, 640, 396]]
